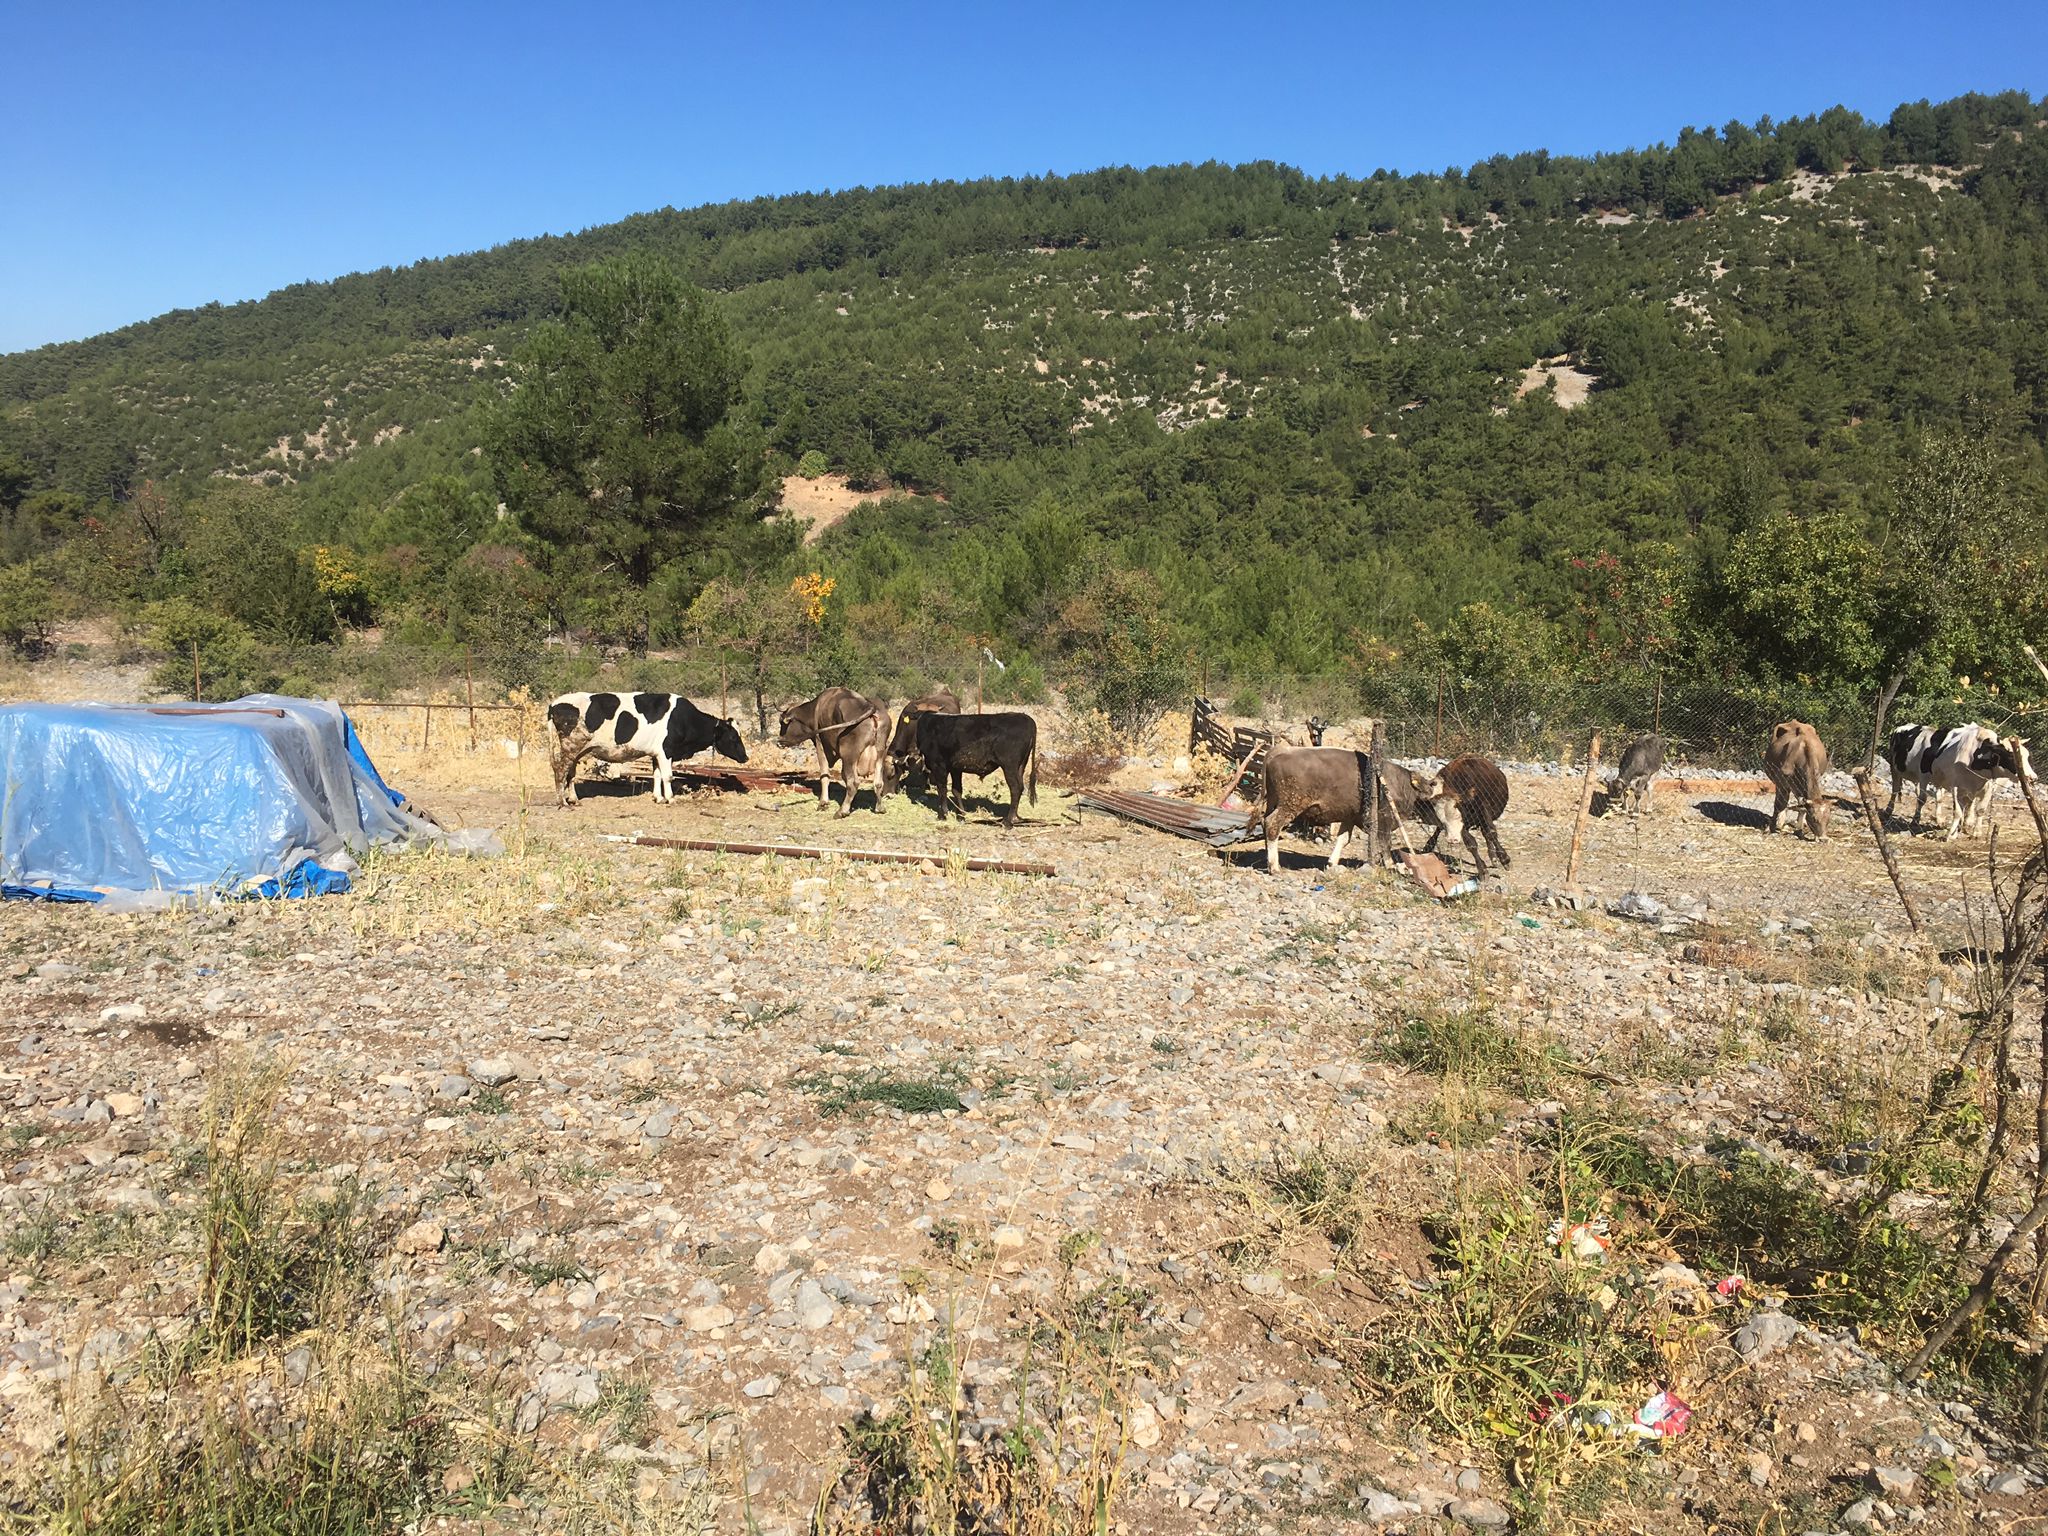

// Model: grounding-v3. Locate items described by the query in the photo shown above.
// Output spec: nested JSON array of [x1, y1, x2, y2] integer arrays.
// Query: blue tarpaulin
[[0, 695, 430, 905]]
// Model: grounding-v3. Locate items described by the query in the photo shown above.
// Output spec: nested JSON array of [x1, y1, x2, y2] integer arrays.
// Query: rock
[[1449, 1496, 1511, 1529], [469, 1057, 519, 1087], [1794, 1421, 1817, 1443], [754, 1243, 789, 1275], [436, 1075, 474, 1101], [99, 1003, 146, 1024], [795, 1279, 837, 1331], [104, 1092, 145, 1119], [622, 1057, 658, 1083], [1363, 1489, 1421, 1520], [1841, 1498, 1877, 1528], [743, 1374, 780, 1398], [990, 1225, 1025, 1250], [1455, 1469, 1481, 1494], [1990, 1472, 2030, 1496], [1732, 1311, 1799, 1362], [1128, 1399, 1161, 1449], [1746, 1451, 1772, 1486], [1872, 1466, 1915, 1499], [442, 1464, 476, 1497], [684, 1304, 735, 1332], [394, 1220, 447, 1256]]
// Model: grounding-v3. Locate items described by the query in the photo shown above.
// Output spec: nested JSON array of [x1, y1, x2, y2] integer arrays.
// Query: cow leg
[[1462, 822, 1490, 876], [553, 742, 588, 807], [650, 750, 673, 805], [1326, 824, 1348, 870], [951, 770, 966, 821], [1001, 764, 1024, 827], [1769, 785, 1789, 833], [1482, 819, 1510, 869]]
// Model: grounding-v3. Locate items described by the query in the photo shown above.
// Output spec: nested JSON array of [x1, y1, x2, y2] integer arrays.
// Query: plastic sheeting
[[0, 695, 437, 905]]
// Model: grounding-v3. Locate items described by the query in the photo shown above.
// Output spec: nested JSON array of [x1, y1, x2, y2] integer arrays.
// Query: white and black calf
[[546, 691, 746, 807]]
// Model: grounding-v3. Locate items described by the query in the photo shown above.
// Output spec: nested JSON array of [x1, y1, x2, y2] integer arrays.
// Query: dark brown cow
[[1262, 748, 1447, 873], [910, 711, 1037, 826], [1430, 754, 1512, 872], [886, 689, 963, 790], [1764, 721, 1831, 838]]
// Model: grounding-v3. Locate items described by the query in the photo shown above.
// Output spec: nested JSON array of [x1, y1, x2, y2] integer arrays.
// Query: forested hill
[[3, 89, 2048, 703]]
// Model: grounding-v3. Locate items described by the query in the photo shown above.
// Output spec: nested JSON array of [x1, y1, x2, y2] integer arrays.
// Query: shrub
[[140, 598, 277, 701], [0, 561, 59, 656], [796, 449, 830, 479]]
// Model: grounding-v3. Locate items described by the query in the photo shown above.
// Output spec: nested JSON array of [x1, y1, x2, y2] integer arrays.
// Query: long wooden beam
[[625, 835, 1055, 877]]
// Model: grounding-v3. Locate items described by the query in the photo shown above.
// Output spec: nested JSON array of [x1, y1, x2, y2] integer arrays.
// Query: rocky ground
[[4, 730, 2048, 1533]]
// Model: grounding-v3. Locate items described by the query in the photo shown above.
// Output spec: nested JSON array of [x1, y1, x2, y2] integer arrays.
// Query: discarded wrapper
[[1630, 1390, 1692, 1439], [1716, 1274, 1745, 1297]]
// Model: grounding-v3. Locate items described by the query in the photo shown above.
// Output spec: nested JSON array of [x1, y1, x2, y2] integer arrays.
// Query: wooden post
[[422, 700, 432, 750], [977, 650, 985, 714], [1363, 739, 1382, 868], [1651, 671, 1663, 736], [719, 660, 729, 723], [1563, 731, 1603, 889], [465, 646, 477, 750], [1433, 671, 1445, 759], [191, 640, 202, 702], [1850, 767, 1923, 935]]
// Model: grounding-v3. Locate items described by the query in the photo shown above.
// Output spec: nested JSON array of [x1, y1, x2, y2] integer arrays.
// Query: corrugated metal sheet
[[1074, 788, 1258, 846]]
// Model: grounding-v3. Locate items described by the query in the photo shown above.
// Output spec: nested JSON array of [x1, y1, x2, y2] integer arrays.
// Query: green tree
[[683, 574, 813, 739], [1048, 562, 1194, 737], [180, 484, 335, 644], [1883, 434, 2048, 677], [486, 254, 761, 628], [1719, 509, 1882, 686], [0, 563, 59, 656]]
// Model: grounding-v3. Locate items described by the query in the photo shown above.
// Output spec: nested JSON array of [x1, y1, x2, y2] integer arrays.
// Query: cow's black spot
[[584, 693, 620, 733], [664, 699, 715, 762], [613, 710, 641, 746], [634, 693, 674, 726]]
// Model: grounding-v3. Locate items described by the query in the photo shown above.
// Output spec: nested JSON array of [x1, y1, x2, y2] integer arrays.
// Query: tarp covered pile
[[0, 695, 446, 906]]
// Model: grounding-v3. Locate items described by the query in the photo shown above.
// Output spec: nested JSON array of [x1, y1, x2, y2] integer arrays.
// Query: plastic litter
[[1716, 1274, 1746, 1298], [1610, 890, 1666, 922], [1630, 1390, 1692, 1439], [1546, 1217, 1611, 1262]]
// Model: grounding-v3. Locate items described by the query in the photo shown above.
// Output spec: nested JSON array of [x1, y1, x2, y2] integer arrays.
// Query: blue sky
[[3, 1, 2042, 354]]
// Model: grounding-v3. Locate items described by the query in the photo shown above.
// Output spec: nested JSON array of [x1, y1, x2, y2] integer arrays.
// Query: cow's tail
[[1028, 739, 1039, 806]]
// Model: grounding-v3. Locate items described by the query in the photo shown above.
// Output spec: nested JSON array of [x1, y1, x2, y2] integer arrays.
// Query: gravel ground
[[4, 738, 2047, 1533]]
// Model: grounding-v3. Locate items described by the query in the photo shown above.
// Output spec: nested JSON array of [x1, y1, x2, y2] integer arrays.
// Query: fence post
[[422, 701, 432, 751], [977, 650, 985, 714], [1652, 671, 1663, 736], [1851, 767, 1923, 935], [465, 647, 477, 750], [1563, 732, 1602, 889], [1433, 671, 1445, 759], [720, 660, 729, 724], [192, 641, 201, 703]]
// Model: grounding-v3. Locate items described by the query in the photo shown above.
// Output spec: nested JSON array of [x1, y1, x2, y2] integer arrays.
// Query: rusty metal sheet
[[1073, 788, 1258, 846]]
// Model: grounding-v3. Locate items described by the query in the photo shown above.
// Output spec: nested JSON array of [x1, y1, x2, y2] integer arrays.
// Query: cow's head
[[714, 718, 748, 764], [888, 707, 925, 764], [1975, 734, 2036, 781], [1305, 716, 1328, 747], [776, 705, 808, 750]]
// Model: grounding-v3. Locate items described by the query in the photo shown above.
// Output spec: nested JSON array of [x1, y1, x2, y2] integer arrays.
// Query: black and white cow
[[1886, 723, 2032, 835], [1887, 722, 2033, 839], [546, 691, 746, 807]]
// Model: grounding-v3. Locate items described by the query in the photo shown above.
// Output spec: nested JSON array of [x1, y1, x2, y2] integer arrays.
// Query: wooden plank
[[627, 835, 1054, 877]]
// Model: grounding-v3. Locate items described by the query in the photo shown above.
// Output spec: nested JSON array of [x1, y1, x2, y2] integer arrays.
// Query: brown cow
[[1429, 754, 1512, 873], [1262, 747, 1447, 873], [780, 687, 881, 809], [1764, 720, 1831, 838], [820, 706, 891, 818]]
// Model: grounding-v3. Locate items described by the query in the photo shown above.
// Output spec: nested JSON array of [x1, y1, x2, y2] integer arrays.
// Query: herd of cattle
[[542, 688, 2036, 873]]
